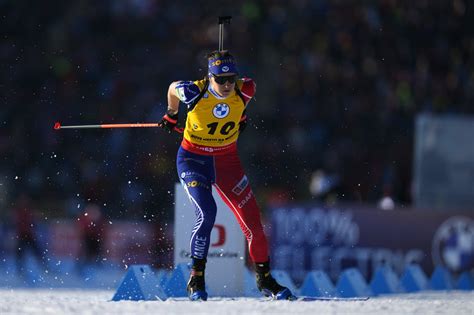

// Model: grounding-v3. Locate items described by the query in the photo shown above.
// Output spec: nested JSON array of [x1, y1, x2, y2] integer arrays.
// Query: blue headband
[[208, 55, 239, 75]]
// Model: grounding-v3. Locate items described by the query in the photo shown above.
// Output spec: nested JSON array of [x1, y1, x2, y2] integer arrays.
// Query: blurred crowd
[[1, 0, 473, 224]]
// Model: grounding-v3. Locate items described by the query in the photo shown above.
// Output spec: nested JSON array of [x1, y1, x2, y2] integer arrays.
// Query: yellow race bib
[[183, 79, 245, 147]]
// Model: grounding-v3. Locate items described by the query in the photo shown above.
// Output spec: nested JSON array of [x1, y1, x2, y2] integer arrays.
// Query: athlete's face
[[210, 73, 237, 97]]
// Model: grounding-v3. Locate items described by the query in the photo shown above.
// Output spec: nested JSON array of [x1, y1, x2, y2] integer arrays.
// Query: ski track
[[1, 289, 473, 315]]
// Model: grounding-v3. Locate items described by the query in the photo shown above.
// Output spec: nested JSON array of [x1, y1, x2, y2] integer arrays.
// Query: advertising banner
[[269, 205, 474, 283], [174, 183, 246, 296], [48, 220, 159, 265]]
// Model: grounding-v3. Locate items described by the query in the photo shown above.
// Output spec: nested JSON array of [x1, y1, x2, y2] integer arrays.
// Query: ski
[[259, 296, 370, 302], [298, 296, 370, 301], [168, 296, 370, 302]]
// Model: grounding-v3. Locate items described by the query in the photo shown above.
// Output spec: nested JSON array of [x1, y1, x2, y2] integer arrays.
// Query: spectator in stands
[[1, 1, 473, 220]]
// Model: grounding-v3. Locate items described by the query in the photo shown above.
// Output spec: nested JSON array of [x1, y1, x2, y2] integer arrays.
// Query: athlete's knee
[[200, 213, 217, 232]]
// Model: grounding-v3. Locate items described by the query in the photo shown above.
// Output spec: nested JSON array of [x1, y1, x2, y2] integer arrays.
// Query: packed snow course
[[1, 289, 474, 315]]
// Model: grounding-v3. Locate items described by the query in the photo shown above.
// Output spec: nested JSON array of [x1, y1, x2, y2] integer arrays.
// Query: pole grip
[[218, 16, 232, 25]]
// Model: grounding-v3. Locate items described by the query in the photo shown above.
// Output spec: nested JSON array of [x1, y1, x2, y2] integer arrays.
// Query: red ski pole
[[53, 122, 183, 133]]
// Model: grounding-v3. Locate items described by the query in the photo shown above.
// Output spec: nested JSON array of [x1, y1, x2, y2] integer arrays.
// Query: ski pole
[[218, 16, 232, 51], [53, 122, 184, 133]]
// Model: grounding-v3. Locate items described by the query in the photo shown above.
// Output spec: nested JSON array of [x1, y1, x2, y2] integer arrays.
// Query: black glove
[[239, 113, 247, 133], [159, 110, 178, 133]]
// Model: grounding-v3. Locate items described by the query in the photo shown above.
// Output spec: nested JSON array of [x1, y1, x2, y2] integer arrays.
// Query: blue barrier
[[155, 269, 171, 289], [112, 265, 167, 301], [336, 268, 373, 297], [456, 271, 474, 290], [108, 263, 472, 301], [430, 266, 455, 290], [300, 270, 336, 297], [400, 264, 430, 292], [163, 262, 191, 297], [370, 266, 404, 295]]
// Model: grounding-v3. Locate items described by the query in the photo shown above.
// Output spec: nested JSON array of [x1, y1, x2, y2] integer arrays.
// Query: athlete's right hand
[[158, 110, 178, 133]]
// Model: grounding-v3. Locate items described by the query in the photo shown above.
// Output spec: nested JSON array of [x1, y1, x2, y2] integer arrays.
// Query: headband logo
[[211, 58, 234, 66]]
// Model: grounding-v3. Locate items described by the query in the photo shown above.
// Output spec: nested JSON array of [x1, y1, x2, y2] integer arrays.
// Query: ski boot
[[255, 261, 296, 301], [187, 258, 208, 301]]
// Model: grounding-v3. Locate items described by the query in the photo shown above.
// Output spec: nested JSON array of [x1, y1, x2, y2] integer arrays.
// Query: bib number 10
[[207, 122, 236, 135]]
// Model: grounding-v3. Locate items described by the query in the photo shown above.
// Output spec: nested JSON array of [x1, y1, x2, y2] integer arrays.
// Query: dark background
[[1, 0, 473, 225]]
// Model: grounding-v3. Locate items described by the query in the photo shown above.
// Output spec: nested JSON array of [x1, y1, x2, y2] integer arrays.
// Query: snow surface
[[1, 289, 473, 315]]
